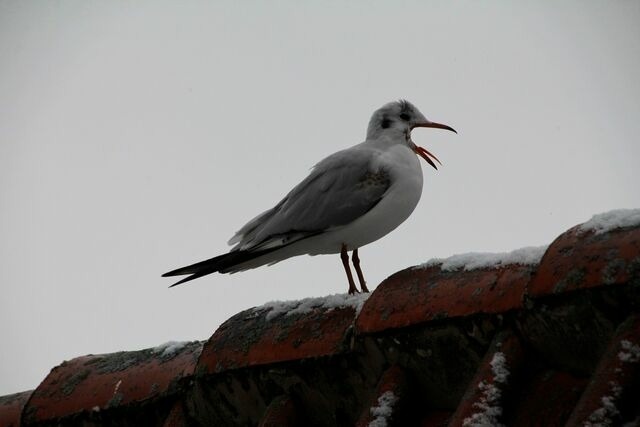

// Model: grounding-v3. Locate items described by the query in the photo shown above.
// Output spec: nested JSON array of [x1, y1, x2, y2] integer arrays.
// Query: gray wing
[[228, 147, 391, 251]]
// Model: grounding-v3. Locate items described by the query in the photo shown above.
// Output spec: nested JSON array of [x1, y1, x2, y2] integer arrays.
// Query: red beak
[[413, 145, 442, 170], [411, 121, 456, 170]]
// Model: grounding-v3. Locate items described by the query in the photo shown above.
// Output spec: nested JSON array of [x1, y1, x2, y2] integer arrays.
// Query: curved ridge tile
[[530, 224, 640, 298], [23, 341, 202, 424], [356, 264, 533, 334], [198, 294, 367, 374], [0, 390, 32, 427]]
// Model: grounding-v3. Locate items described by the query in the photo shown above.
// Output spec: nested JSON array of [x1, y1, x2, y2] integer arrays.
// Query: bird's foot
[[348, 284, 360, 295]]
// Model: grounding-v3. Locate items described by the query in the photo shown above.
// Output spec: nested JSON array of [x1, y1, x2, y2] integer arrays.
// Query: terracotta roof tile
[[565, 315, 640, 426], [0, 390, 32, 427], [258, 395, 298, 427], [22, 341, 202, 425], [2, 210, 640, 426], [355, 365, 408, 427], [447, 330, 525, 426], [530, 223, 640, 297], [356, 264, 533, 333], [197, 297, 363, 374], [162, 401, 189, 427], [508, 370, 587, 427]]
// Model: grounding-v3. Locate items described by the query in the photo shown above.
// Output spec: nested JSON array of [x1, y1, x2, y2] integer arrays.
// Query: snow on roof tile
[[356, 263, 534, 333], [197, 294, 363, 374], [447, 331, 525, 427], [530, 215, 640, 298], [565, 315, 640, 426], [418, 245, 548, 272], [578, 208, 640, 235]]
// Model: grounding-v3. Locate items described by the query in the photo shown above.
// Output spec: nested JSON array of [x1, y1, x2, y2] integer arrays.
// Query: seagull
[[163, 100, 456, 294]]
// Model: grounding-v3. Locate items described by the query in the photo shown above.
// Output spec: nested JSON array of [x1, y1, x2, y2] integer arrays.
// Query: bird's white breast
[[305, 143, 424, 254]]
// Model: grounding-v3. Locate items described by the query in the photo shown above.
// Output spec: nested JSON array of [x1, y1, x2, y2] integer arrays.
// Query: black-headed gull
[[164, 100, 456, 293]]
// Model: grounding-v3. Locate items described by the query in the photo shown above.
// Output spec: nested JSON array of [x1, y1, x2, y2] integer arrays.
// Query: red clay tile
[[6, 213, 640, 426], [162, 401, 189, 427], [419, 411, 452, 427], [259, 395, 298, 427], [565, 315, 640, 426], [356, 365, 407, 427], [508, 370, 587, 426], [357, 265, 532, 334], [447, 331, 525, 427], [23, 341, 202, 424], [530, 224, 640, 298], [0, 390, 32, 427], [198, 301, 360, 374]]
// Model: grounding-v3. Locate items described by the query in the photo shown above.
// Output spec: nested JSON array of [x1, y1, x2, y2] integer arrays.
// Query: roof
[[2, 209, 640, 426]]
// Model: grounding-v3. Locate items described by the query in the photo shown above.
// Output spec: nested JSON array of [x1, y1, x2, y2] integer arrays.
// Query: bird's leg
[[341, 245, 358, 295], [351, 248, 369, 293]]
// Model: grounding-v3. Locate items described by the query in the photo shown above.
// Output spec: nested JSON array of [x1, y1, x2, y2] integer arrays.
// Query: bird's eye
[[400, 113, 410, 121], [381, 117, 391, 129]]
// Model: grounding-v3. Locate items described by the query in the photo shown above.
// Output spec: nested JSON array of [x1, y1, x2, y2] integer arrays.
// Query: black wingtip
[[162, 267, 190, 277], [168, 268, 216, 288], [168, 277, 186, 288], [168, 278, 187, 288], [163, 247, 281, 288]]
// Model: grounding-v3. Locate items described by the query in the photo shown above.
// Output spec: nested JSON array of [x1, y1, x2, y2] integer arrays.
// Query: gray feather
[[229, 145, 391, 251]]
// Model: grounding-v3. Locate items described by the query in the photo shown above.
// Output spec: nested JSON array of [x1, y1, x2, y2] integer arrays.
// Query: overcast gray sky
[[1, 1, 639, 395]]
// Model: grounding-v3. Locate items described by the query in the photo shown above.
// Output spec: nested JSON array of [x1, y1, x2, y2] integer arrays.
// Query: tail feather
[[162, 253, 229, 277], [168, 267, 219, 287], [162, 249, 275, 287]]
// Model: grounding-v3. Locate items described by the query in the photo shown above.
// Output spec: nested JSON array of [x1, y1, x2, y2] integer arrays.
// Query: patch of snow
[[369, 390, 398, 427], [607, 338, 640, 423], [618, 339, 640, 363], [153, 341, 190, 357], [579, 208, 640, 235], [490, 352, 510, 383], [584, 383, 622, 427], [463, 351, 509, 427], [418, 245, 548, 272], [261, 292, 370, 321]]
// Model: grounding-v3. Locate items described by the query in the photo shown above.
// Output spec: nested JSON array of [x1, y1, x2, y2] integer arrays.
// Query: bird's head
[[366, 100, 456, 169]]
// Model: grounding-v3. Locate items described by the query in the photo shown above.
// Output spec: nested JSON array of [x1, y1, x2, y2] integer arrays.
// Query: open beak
[[411, 121, 456, 170], [413, 145, 442, 170]]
